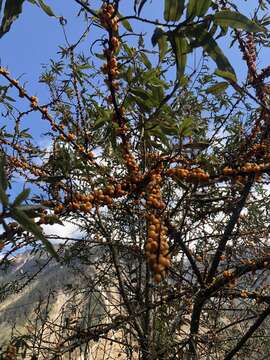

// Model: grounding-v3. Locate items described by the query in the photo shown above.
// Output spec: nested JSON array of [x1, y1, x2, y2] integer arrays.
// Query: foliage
[[1, 0, 270, 359]]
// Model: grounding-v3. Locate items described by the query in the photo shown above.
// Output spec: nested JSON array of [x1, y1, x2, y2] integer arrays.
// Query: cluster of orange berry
[[0, 137, 30, 155], [100, 4, 121, 93], [101, 52, 120, 79], [240, 290, 249, 298], [146, 170, 165, 210], [167, 167, 210, 183], [53, 183, 127, 215], [223, 162, 270, 178], [223, 270, 233, 278], [240, 162, 265, 173], [9, 156, 43, 177], [58, 131, 95, 161], [222, 167, 237, 176], [123, 152, 143, 184], [245, 33, 257, 80], [30, 95, 39, 109], [99, 3, 119, 32], [112, 108, 129, 135], [145, 214, 171, 283]]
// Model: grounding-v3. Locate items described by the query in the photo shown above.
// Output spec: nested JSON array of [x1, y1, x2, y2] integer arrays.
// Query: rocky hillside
[[0, 248, 105, 350]]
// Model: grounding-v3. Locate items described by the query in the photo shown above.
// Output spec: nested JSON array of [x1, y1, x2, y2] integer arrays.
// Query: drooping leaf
[[164, 0, 185, 22], [193, 30, 236, 82], [11, 207, 60, 260], [168, 32, 188, 80], [0, 0, 25, 39], [12, 188, 31, 207], [214, 10, 266, 33], [152, 27, 169, 63]]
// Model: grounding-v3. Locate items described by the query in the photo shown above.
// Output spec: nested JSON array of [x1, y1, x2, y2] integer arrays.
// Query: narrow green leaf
[[195, 30, 236, 81], [152, 27, 168, 62], [0, 154, 8, 191], [179, 117, 193, 137], [215, 69, 236, 83], [11, 207, 60, 260], [158, 34, 168, 63], [36, 0, 55, 16], [0, 0, 25, 39], [168, 32, 188, 80], [12, 188, 31, 207], [0, 186, 8, 207], [93, 117, 108, 130], [140, 52, 152, 69], [187, 0, 212, 19], [164, 0, 185, 22], [196, 0, 212, 17], [118, 12, 133, 32], [206, 81, 229, 94], [214, 11, 266, 33], [186, 0, 196, 19], [95, 52, 106, 60], [131, 87, 151, 100], [16, 205, 44, 218]]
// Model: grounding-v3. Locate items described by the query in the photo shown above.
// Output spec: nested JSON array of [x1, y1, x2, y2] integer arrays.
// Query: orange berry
[[152, 263, 165, 274], [67, 133, 75, 141], [158, 256, 170, 268], [30, 96, 38, 103], [145, 241, 158, 252], [153, 274, 162, 283], [148, 230, 158, 240]]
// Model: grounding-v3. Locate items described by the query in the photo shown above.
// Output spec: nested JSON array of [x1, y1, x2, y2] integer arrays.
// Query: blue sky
[[0, 1, 262, 95]]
